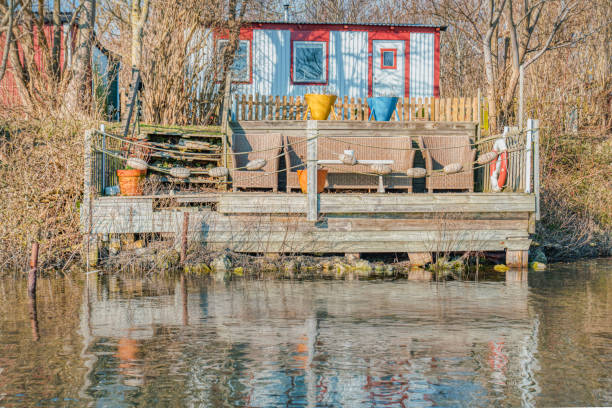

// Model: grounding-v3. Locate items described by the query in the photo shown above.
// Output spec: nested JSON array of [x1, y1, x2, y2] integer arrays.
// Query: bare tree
[[130, 0, 149, 69], [65, 0, 96, 114]]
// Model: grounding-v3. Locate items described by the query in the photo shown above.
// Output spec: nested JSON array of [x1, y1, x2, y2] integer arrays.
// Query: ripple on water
[[0, 259, 610, 407]]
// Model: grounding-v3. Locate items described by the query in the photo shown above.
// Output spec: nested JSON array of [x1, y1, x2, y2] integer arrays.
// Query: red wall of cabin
[[0, 24, 72, 107]]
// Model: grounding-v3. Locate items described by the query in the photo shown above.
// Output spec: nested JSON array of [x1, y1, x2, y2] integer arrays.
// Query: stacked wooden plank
[[142, 128, 224, 184]]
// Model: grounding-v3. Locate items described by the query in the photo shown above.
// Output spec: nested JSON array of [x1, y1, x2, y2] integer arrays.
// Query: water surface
[[0, 260, 611, 407]]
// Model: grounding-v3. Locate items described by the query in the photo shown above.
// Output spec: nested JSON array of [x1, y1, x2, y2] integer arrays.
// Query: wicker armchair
[[231, 133, 282, 192], [284, 135, 415, 192], [418, 135, 476, 192]]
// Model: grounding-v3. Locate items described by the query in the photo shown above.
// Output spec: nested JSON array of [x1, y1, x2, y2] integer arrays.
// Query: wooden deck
[[83, 119, 539, 268], [86, 192, 534, 265]]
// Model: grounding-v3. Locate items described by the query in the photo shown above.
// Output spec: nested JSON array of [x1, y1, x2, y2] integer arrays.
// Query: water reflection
[[0, 260, 610, 407]]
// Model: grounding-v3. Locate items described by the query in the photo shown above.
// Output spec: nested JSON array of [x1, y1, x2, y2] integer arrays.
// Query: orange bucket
[[297, 169, 328, 193], [117, 169, 146, 196]]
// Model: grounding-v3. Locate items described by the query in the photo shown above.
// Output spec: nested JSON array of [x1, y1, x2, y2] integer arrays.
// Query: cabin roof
[[248, 21, 447, 31]]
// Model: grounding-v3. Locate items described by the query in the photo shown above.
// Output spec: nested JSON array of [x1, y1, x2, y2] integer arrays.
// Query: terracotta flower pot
[[297, 168, 328, 194], [304, 94, 337, 120], [117, 169, 146, 196]]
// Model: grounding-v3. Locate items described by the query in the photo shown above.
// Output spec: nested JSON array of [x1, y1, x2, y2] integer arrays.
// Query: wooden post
[[100, 124, 106, 192], [518, 65, 525, 131], [506, 250, 528, 269], [533, 119, 540, 220], [28, 242, 39, 299], [525, 119, 533, 193], [408, 252, 433, 266], [181, 275, 188, 326], [221, 72, 232, 191], [181, 212, 189, 265], [82, 129, 98, 266], [306, 120, 318, 222], [221, 71, 232, 133], [29, 296, 40, 341], [477, 89, 482, 140]]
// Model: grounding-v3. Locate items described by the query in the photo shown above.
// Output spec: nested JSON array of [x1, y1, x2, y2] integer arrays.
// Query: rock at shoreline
[[529, 247, 547, 264], [211, 254, 232, 281], [354, 260, 372, 276], [154, 249, 180, 270]]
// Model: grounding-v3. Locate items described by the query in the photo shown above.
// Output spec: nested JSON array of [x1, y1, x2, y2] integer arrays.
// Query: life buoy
[[490, 138, 508, 192]]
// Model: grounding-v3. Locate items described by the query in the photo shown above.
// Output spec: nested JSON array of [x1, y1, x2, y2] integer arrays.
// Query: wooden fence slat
[[274, 96, 280, 120], [356, 97, 362, 120], [431, 98, 440, 121], [253, 93, 258, 120], [459, 97, 465, 121], [472, 96, 478, 122], [240, 94, 246, 121], [295, 96, 301, 120], [280, 95, 286, 119], [465, 97, 472, 122], [247, 94, 253, 120]]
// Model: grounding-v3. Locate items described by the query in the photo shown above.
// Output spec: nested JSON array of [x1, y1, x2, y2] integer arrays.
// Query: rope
[[95, 130, 311, 156], [96, 144, 528, 188]]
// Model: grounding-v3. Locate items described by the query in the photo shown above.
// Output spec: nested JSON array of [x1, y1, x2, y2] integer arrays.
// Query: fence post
[[524, 119, 533, 193], [518, 65, 525, 131], [82, 129, 93, 231], [306, 120, 318, 222], [533, 119, 541, 220], [100, 124, 106, 192]]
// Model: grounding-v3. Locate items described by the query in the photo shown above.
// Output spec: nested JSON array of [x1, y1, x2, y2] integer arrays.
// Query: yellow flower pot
[[304, 94, 337, 120]]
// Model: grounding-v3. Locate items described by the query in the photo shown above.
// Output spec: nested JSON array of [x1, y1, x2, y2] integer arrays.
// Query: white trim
[[293, 41, 327, 83]]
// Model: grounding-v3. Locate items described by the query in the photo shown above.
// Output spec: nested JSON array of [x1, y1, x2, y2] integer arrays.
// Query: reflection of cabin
[[80, 279, 538, 406], [215, 21, 445, 99]]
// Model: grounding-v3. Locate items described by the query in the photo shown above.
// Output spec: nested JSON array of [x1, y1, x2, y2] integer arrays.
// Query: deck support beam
[[408, 252, 433, 266], [506, 250, 528, 269], [306, 120, 318, 221]]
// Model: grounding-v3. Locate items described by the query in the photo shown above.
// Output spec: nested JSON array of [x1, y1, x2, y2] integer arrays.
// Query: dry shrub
[[0, 115, 95, 272]]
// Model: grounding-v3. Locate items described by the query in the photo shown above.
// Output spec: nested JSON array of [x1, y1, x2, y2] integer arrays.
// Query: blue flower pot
[[367, 97, 399, 121]]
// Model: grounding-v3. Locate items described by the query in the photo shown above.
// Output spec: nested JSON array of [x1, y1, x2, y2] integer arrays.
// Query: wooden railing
[[232, 94, 488, 125]]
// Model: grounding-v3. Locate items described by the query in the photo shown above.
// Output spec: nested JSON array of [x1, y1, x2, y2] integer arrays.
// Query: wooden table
[[318, 159, 394, 193]]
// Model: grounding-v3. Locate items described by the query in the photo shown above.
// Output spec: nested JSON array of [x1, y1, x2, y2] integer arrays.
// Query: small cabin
[[216, 21, 445, 100]]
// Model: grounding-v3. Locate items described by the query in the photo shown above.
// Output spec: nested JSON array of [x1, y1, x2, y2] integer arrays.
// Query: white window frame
[[292, 41, 327, 83], [217, 39, 250, 82]]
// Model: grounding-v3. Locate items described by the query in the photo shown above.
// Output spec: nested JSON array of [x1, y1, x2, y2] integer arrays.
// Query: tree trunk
[[483, 29, 498, 133], [0, 0, 14, 83], [65, 0, 96, 114], [130, 0, 150, 70]]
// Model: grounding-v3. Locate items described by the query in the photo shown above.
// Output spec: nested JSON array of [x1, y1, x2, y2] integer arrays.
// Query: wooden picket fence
[[232, 94, 488, 126]]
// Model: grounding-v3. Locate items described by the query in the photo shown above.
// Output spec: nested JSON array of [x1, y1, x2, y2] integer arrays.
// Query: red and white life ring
[[490, 138, 508, 192]]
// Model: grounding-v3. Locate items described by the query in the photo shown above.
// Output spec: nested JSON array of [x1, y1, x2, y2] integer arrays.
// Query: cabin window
[[217, 39, 250, 82], [293, 41, 327, 83], [381, 49, 397, 69]]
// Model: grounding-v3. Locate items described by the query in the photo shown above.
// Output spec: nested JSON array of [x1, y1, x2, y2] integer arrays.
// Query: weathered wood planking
[[216, 193, 535, 214], [88, 192, 534, 253]]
